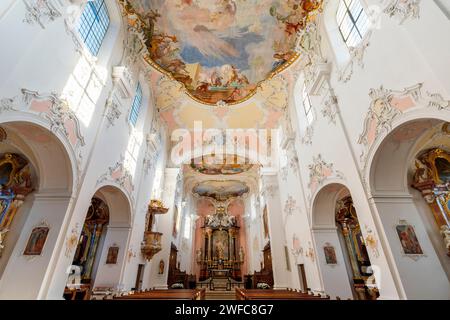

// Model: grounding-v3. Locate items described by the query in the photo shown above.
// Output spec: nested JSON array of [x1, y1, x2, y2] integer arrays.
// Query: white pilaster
[[147, 167, 180, 289], [261, 171, 290, 290]]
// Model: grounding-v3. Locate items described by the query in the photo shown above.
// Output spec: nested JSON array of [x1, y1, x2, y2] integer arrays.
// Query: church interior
[[0, 0, 449, 301]]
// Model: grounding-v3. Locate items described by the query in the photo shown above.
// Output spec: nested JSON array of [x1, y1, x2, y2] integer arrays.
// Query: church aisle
[[204, 289, 236, 301]]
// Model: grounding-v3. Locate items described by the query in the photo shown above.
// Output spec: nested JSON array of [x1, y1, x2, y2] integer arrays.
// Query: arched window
[[78, 0, 110, 56], [336, 0, 369, 47], [129, 83, 143, 126], [302, 85, 314, 125]]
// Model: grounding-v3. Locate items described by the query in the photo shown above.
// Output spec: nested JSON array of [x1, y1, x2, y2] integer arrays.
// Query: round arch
[[365, 110, 450, 190], [94, 183, 133, 227], [0, 120, 75, 299], [0, 116, 77, 194], [367, 115, 450, 299], [82, 184, 132, 290], [311, 181, 383, 300], [310, 179, 350, 228], [311, 182, 354, 299]]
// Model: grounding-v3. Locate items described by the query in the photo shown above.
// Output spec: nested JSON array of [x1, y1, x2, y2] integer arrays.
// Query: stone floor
[[204, 289, 236, 300]]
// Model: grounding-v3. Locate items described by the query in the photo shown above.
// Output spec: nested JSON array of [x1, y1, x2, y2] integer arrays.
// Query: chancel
[[0, 0, 449, 301]]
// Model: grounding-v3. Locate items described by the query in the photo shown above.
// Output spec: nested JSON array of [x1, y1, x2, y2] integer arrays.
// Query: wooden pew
[[235, 288, 330, 300], [113, 289, 206, 300]]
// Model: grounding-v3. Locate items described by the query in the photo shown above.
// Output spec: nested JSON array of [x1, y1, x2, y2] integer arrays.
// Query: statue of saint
[[216, 241, 225, 260], [196, 249, 202, 262], [239, 246, 245, 262]]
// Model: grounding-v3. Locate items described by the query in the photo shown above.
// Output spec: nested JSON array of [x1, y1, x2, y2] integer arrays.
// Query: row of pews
[[236, 288, 330, 300], [113, 289, 206, 300]]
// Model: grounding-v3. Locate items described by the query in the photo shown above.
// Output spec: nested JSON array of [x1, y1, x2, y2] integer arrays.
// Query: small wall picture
[[106, 246, 119, 264], [158, 259, 165, 274], [24, 226, 49, 256], [323, 243, 337, 265], [396, 222, 424, 255]]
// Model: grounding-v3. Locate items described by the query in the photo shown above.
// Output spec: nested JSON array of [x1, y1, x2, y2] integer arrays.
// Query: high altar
[[197, 206, 244, 281]]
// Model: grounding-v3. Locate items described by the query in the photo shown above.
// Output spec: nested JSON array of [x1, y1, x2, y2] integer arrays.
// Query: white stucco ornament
[[382, 0, 421, 24], [23, 0, 62, 29]]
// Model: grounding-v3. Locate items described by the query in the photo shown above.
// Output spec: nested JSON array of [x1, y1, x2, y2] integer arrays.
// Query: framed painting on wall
[[106, 246, 119, 264], [395, 220, 424, 259], [323, 243, 337, 265], [158, 259, 165, 274], [24, 225, 49, 256]]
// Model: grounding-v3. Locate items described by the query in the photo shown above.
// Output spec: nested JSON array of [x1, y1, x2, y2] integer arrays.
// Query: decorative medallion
[[308, 154, 344, 197]]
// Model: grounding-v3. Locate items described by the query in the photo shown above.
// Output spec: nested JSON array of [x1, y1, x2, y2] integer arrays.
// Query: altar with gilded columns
[[196, 206, 244, 281]]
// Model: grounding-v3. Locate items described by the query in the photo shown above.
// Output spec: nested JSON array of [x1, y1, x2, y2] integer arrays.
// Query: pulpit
[[141, 200, 168, 260]]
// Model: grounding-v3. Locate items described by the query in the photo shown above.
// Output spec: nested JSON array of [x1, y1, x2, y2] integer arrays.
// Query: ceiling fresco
[[193, 180, 249, 201], [121, 0, 322, 105], [190, 155, 253, 175], [154, 72, 290, 130]]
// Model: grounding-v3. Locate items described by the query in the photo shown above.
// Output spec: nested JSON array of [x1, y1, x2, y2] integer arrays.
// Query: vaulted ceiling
[[121, 0, 322, 106]]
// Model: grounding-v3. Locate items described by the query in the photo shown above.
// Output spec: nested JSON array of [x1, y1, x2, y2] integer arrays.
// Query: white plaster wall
[[93, 226, 131, 289], [0, 0, 449, 300], [0, 195, 72, 299], [312, 229, 353, 299], [373, 198, 450, 299], [283, 0, 450, 300]]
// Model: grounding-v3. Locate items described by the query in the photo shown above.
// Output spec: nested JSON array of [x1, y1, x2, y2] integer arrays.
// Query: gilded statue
[[196, 249, 202, 263], [0, 228, 8, 253], [413, 159, 432, 184], [441, 225, 450, 256], [239, 246, 245, 262]]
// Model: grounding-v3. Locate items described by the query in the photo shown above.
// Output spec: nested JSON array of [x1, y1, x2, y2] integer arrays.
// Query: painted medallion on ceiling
[[120, 0, 322, 105], [193, 180, 249, 201], [190, 155, 253, 175]]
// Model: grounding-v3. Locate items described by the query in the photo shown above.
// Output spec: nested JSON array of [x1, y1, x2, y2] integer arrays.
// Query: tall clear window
[[78, 0, 110, 56], [129, 83, 143, 126], [337, 0, 370, 47], [434, 0, 450, 19], [302, 85, 314, 125]]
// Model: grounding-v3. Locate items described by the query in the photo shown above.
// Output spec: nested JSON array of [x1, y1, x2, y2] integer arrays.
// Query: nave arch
[[368, 115, 450, 299], [68, 184, 132, 293], [311, 182, 379, 300], [0, 120, 74, 299]]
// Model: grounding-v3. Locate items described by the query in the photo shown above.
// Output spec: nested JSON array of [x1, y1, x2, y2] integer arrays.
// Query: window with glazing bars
[[129, 83, 143, 126], [78, 0, 110, 56], [302, 85, 314, 125], [337, 0, 370, 47]]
